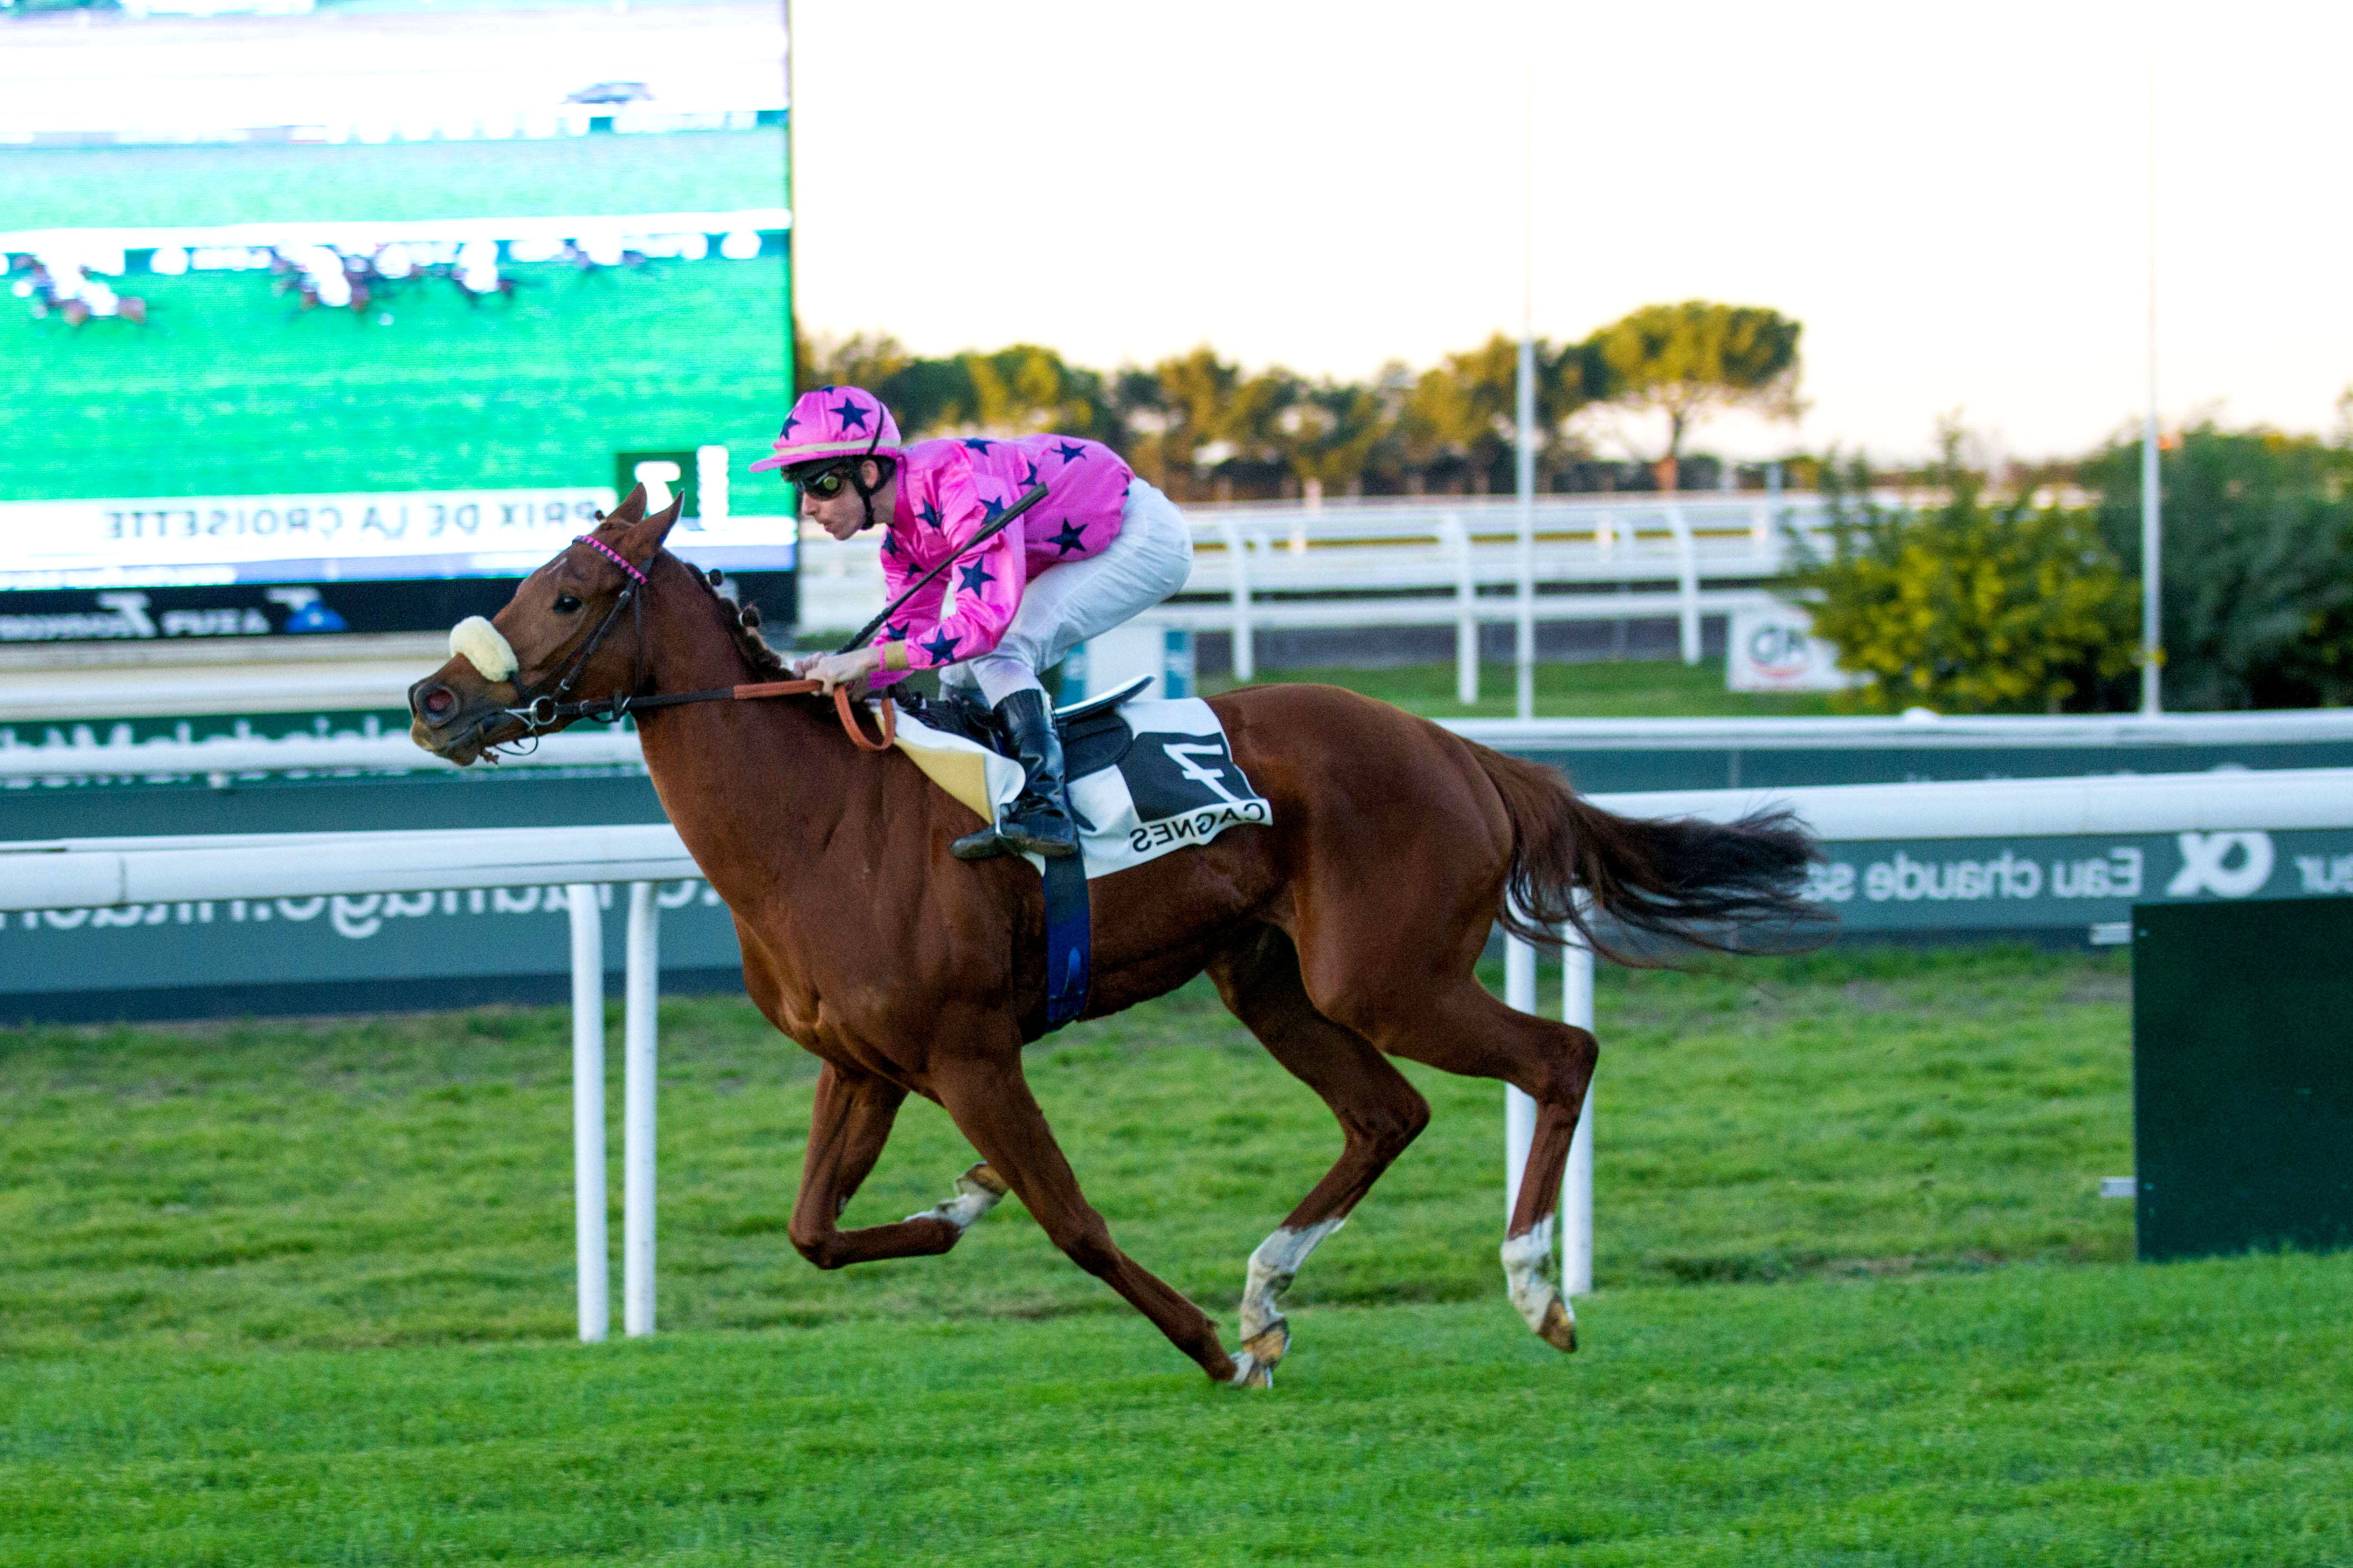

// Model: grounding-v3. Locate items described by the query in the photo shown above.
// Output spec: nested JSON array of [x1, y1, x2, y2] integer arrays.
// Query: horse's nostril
[[422, 686, 457, 720]]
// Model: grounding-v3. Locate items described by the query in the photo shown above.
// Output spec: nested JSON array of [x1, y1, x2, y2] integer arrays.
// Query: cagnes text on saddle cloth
[[891, 698, 1272, 878]]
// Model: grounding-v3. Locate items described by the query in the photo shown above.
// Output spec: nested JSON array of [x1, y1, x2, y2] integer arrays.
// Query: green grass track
[[3, 946, 2344, 1563]]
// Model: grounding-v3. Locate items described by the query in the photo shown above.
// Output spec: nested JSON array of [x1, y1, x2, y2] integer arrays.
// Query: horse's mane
[[667, 549, 790, 680]]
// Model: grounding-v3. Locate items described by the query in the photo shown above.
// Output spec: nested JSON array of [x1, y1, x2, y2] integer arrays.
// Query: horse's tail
[[1472, 746, 1825, 962]]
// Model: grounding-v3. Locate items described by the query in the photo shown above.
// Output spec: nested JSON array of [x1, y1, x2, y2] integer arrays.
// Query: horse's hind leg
[[1207, 925, 1429, 1378], [931, 1048, 1240, 1384], [787, 1062, 1006, 1269], [1312, 968, 1595, 1355]]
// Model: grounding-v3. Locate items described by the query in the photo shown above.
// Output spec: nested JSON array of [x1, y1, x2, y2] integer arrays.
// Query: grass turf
[[4, 1257, 2348, 1567], [1205, 659, 1842, 720], [5, 945, 2344, 1563], [0, 946, 2136, 1356]]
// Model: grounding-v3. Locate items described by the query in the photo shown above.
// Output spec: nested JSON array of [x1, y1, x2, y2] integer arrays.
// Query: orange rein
[[731, 678, 897, 752]]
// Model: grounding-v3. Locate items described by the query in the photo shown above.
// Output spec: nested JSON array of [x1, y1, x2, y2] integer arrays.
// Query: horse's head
[[408, 484, 683, 765]]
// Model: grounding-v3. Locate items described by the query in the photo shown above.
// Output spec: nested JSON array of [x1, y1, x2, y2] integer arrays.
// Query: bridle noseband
[[490, 533, 894, 755]]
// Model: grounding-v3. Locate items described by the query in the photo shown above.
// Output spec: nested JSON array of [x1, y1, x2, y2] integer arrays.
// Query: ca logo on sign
[[2164, 831, 2275, 898]]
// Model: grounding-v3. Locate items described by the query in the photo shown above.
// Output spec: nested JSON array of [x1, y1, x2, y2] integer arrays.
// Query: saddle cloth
[[890, 696, 1273, 878]]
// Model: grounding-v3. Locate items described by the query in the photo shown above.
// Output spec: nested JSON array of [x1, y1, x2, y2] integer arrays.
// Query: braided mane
[[669, 549, 789, 680]]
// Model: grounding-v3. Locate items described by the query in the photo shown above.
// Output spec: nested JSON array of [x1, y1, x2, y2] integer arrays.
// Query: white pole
[[566, 883, 609, 1344], [2139, 56, 2163, 717], [622, 880, 660, 1338], [1503, 931, 1537, 1216], [1560, 931, 1594, 1297], [1449, 513, 1479, 706], [1514, 46, 1538, 723]]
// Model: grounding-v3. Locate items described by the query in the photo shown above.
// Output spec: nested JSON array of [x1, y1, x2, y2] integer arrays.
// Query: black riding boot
[[951, 689, 1080, 861]]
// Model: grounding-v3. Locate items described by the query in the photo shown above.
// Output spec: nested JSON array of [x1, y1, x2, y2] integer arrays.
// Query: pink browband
[[574, 534, 648, 585]]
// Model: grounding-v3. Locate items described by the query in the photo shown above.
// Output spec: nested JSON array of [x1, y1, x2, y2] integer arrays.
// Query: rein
[[494, 536, 897, 755]]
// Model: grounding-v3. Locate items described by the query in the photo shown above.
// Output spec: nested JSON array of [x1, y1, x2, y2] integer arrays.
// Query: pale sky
[[791, 0, 2353, 464]]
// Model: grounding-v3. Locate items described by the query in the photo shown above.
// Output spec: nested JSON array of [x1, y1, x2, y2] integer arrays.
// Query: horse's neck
[[629, 561, 862, 870]]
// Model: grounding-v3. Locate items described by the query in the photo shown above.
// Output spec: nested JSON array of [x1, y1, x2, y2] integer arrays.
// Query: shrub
[[2078, 424, 2353, 709], [1788, 447, 2138, 714]]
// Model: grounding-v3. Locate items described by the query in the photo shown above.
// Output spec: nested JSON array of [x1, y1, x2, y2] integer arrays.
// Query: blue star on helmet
[[916, 500, 942, 529], [1052, 441, 1087, 464], [922, 627, 960, 664], [832, 397, 871, 432], [961, 437, 996, 453], [1049, 519, 1088, 555], [978, 493, 1008, 523], [957, 558, 995, 594], [777, 409, 801, 439]]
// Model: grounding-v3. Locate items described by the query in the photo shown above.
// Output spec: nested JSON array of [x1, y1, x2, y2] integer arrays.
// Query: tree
[[1584, 301, 1801, 488], [2079, 423, 2353, 709], [1789, 435, 2137, 714]]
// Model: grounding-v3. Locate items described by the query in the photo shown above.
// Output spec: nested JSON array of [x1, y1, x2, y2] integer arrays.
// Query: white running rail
[[795, 493, 1840, 689], [5, 764, 2348, 1339]]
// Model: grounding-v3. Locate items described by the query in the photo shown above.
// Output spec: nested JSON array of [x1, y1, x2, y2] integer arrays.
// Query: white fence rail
[[8, 765, 2351, 1341], [796, 493, 1843, 691], [7, 707, 2351, 786]]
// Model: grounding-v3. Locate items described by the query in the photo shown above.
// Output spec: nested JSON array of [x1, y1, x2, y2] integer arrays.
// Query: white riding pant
[[938, 477, 1193, 709]]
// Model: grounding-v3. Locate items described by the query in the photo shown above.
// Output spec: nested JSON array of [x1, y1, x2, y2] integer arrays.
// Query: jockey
[[755, 384, 1194, 861]]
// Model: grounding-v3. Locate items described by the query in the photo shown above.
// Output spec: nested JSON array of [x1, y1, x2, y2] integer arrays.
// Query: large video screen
[[0, 0, 795, 643]]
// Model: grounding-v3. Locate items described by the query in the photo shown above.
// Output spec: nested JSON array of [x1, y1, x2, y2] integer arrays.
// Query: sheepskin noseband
[[449, 616, 518, 683]]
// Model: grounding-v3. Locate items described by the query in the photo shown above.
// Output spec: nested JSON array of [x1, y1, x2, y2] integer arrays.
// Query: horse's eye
[[552, 594, 583, 615]]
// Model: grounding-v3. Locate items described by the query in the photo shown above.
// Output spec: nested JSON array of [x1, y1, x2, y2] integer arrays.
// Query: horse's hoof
[[1227, 1350, 1274, 1390], [1537, 1297, 1578, 1354], [958, 1162, 1009, 1201], [1242, 1319, 1290, 1370]]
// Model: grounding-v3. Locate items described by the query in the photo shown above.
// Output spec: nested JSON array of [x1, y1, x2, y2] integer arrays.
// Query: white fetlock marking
[[448, 616, 517, 683], [1501, 1216, 1570, 1335], [1239, 1216, 1344, 1341], [905, 1168, 1008, 1233]]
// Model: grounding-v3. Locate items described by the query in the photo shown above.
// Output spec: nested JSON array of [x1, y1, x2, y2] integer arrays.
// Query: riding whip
[[835, 482, 1050, 655]]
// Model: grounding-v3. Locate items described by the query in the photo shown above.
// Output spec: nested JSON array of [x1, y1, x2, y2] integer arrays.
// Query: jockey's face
[[802, 459, 896, 542]]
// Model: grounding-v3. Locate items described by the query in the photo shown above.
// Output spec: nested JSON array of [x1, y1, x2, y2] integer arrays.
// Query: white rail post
[[566, 883, 609, 1344], [1504, 930, 1537, 1218], [1561, 925, 1595, 1297], [1217, 517, 1255, 683], [1666, 504, 1701, 665], [622, 880, 660, 1338], [1447, 512, 1479, 705]]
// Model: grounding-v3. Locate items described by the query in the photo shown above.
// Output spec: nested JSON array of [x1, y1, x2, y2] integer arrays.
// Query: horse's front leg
[[787, 1061, 1006, 1269]]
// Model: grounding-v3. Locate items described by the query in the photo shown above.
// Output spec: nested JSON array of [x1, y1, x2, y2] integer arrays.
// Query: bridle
[[490, 533, 895, 756]]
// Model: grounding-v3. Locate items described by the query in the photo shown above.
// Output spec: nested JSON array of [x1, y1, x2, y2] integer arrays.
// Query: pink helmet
[[748, 385, 903, 474]]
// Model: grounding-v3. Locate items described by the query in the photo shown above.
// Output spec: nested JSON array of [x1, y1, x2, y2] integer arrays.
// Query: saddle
[[893, 673, 1151, 779]]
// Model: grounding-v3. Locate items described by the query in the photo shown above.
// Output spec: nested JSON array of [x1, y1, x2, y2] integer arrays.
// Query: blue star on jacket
[[922, 628, 960, 664], [961, 437, 995, 453], [1049, 519, 1088, 555], [1052, 441, 1087, 464], [979, 493, 1007, 523], [880, 531, 902, 558], [916, 500, 942, 529], [1019, 460, 1042, 488], [832, 397, 871, 432], [884, 621, 909, 642], [957, 558, 995, 595]]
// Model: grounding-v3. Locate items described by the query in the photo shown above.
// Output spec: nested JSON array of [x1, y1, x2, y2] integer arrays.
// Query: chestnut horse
[[408, 490, 1816, 1386]]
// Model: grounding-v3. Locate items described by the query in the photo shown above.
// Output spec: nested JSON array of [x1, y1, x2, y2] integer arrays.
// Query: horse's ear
[[606, 483, 649, 529], [617, 490, 684, 559]]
